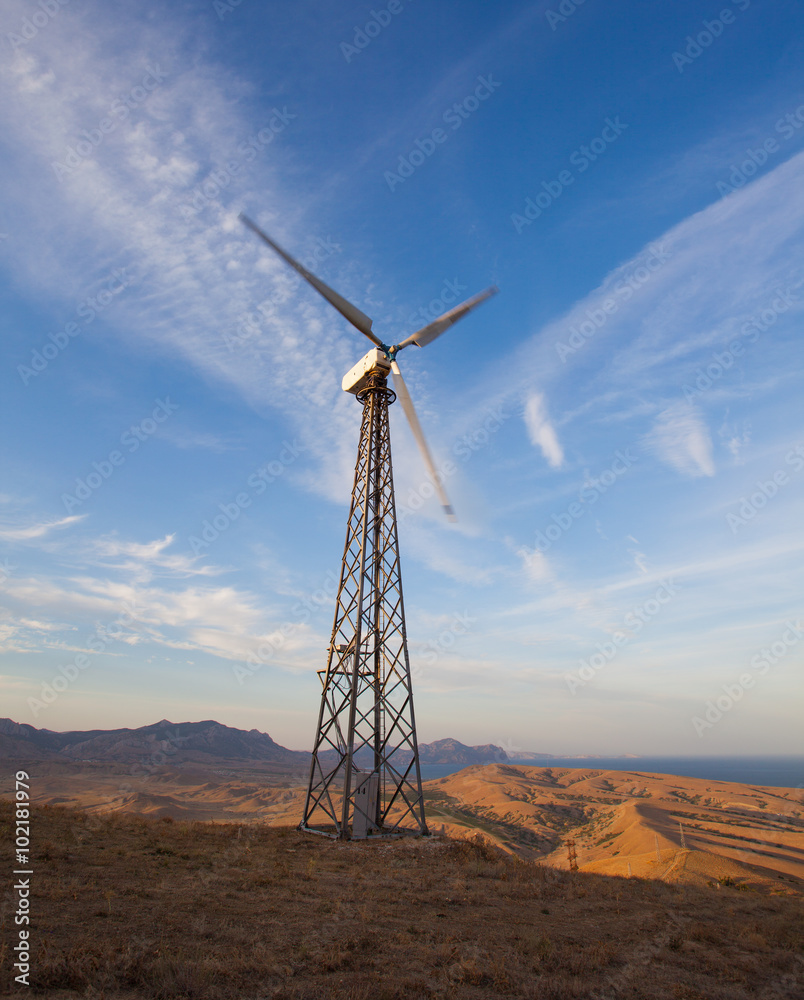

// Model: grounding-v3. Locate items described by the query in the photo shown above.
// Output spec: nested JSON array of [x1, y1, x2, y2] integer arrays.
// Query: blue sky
[[1, 0, 802, 754]]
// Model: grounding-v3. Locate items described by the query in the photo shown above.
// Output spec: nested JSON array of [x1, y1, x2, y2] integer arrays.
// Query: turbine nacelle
[[342, 348, 392, 395]]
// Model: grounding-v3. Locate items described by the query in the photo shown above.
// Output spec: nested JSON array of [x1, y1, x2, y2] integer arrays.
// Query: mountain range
[[0, 718, 511, 767]]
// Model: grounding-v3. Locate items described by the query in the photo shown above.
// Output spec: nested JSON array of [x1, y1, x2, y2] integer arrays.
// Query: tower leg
[[299, 374, 428, 839]]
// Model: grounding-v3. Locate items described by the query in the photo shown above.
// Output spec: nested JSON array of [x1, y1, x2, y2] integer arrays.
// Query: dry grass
[[1, 802, 802, 999]]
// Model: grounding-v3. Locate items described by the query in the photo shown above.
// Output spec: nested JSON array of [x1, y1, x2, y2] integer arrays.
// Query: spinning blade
[[390, 361, 455, 522], [240, 214, 382, 348], [397, 286, 498, 351]]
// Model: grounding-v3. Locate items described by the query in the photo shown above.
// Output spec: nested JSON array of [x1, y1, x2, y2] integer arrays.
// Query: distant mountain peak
[[419, 739, 508, 765], [0, 718, 300, 765]]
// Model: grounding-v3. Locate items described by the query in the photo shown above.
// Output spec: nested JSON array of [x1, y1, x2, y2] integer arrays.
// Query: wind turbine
[[241, 213, 497, 839]]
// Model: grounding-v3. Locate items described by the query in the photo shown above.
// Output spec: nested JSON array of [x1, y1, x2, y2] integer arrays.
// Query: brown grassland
[[1, 802, 803, 1000]]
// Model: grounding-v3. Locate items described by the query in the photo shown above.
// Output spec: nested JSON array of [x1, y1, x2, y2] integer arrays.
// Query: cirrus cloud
[[643, 403, 715, 479], [524, 393, 564, 469]]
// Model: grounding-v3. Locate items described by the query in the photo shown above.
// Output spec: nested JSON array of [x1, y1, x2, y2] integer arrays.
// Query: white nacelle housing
[[342, 348, 391, 395]]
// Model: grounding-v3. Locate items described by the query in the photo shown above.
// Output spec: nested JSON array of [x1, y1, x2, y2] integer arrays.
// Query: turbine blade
[[240, 214, 382, 348], [397, 285, 498, 351], [390, 361, 456, 522]]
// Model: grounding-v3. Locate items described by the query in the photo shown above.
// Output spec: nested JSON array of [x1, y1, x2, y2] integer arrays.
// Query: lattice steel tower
[[240, 213, 497, 839], [301, 371, 426, 838]]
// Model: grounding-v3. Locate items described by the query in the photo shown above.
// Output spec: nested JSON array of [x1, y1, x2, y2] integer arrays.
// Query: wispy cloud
[[0, 562, 318, 666], [0, 514, 84, 541], [460, 149, 804, 445], [0, 509, 319, 666], [519, 546, 552, 583], [643, 403, 715, 478], [85, 534, 221, 582], [523, 392, 564, 468], [0, 3, 366, 505]]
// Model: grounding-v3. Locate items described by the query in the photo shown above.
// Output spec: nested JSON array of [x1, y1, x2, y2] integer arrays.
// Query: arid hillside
[[422, 765, 804, 892], [0, 803, 802, 1000], [6, 761, 801, 895]]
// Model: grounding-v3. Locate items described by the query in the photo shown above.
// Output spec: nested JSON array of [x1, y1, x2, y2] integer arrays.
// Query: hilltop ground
[[1, 803, 803, 1000]]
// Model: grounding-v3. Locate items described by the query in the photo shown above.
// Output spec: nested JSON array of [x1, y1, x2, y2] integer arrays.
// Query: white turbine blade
[[397, 285, 498, 351], [240, 214, 382, 348], [390, 361, 456, 522]]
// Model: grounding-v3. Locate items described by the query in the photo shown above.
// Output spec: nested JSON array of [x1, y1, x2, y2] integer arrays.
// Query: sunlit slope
[[424, 765, 804, 891]]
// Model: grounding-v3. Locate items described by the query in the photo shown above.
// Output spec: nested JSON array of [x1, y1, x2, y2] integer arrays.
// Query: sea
[[419, 755, 804, 789]]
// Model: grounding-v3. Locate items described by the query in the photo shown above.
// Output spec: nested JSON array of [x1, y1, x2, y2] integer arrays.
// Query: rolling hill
[[421, 764, 804, 892]]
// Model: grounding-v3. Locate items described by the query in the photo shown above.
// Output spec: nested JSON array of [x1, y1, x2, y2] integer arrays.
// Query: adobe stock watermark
[[521, 449, 637, 555], [596, 911, 688, 999], [730, 798, 804, 874], [61, 398, 179, 513], [406, 277, 469, 330], [681, 284, 800, 403], [179, 109, 297, 220], [17, 268, 131, 385], [384, 75, 501, 192], [188, 439, 306, 554], [51, 66, 168, 181], [27, 602, 145, 718], [691, 617, 803, 736], [223, 238, 341, 352], [212, 0, 249, 19], [545, 0, 591, 31], [6, 0, 71, 50], [716, 100, 804, 197], [555, 245, 671, 362], [671, 0, 751, 74], [66, 724, 194, 847], [564, 579, 681, 694], [493, 737, 533, 759], [12, 770, 31, 987], [340, 0, 412, 62], [397, 404, 509, 521], [412, 611, 475, 680], [0, 559, 15, 585], [764, 958, 804, 1000], [232, 569, 340, 684], [724, 444, 804, 534], [511, 117, 628, 233]]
